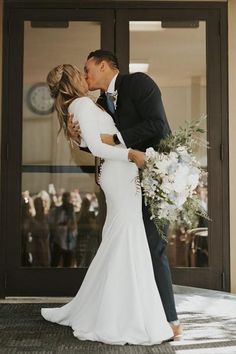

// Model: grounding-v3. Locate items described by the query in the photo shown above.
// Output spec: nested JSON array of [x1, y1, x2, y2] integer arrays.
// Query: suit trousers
[[142, 196, 178, 322]]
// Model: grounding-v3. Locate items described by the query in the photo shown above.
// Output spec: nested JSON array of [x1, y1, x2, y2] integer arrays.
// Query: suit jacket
[[97, 72, 171, 152]]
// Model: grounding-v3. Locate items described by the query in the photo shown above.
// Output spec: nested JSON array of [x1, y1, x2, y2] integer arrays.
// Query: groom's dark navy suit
[[97, 72, 177, 322]]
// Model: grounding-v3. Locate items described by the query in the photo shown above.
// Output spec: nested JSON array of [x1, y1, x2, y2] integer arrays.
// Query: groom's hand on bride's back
[[67, 113, 81, 144]]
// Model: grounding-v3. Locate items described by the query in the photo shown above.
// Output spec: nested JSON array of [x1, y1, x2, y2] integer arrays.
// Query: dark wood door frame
[[0, 6, 115, 297], [1, 1, 229, 297], [115, 5, 229, 291]]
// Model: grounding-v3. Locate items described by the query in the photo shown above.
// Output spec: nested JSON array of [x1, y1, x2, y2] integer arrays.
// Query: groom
[[68, 50, 182, 337]]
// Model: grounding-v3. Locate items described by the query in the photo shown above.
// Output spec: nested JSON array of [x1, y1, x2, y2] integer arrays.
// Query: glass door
[[116, 8, 224, 290], [1, 3, 228, 296], [3, 9, 113, 296]]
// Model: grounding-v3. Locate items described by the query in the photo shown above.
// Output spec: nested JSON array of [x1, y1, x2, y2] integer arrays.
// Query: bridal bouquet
[[140, 118, 209, 241]]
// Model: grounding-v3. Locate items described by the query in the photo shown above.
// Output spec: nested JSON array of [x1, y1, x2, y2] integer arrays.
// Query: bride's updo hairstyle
[[47, 64, 86, 138]]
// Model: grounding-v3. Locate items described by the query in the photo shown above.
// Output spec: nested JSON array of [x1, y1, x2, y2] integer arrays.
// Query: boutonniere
[[111, 90, 118, 109]]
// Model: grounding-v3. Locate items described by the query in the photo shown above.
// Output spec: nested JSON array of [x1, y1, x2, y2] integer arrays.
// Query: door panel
[[129, 19, 208, 268], [116, 9, 224, 289], [3, 9, 113, 296], [22, 20, 102, 270]]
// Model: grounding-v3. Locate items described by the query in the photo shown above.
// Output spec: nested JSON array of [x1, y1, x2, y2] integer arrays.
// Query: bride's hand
[[67, 113, 81, 144], [128, 149, 146, 168]]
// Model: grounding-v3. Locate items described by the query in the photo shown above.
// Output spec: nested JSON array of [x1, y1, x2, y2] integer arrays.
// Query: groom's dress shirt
[[106, 73, 118, 95], [106, 74, 125, 146]]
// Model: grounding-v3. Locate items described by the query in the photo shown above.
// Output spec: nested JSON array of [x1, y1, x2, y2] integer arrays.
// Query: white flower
[[176, 146, 187, 154], [145, 147, 157, 159], [187, 170, 200, 190], [172, 165, 189, 193], [156, 155, 174, 175]]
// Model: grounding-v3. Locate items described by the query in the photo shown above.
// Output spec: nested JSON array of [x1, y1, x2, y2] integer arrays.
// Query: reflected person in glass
[[41, 63, 174, 345], [49, 191, 77, 268]]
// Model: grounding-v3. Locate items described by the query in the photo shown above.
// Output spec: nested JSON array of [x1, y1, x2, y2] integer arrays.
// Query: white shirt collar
[[107, 73, 119, 94]]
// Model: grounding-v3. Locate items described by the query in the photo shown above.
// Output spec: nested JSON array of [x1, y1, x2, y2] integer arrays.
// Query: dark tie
[[105, 92, 115, 114]]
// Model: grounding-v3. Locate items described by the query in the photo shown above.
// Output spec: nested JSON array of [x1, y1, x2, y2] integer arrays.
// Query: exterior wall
[[0, 0, 2, 160], [228, 0, 236, 293]]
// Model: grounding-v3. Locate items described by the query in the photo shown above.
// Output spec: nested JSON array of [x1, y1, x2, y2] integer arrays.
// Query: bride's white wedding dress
[[41, 97, 173, 345]]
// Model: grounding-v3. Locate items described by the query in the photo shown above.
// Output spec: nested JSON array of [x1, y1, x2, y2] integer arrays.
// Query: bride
[[41, 64, 173, 345]]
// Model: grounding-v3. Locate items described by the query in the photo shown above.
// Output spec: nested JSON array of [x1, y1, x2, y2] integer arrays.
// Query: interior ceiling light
[[129, 63, 149, 73], [129, 21, 163, 31]]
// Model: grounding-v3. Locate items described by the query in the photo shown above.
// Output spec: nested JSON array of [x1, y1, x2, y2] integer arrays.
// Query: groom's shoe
[[171, 324, 183, 338]]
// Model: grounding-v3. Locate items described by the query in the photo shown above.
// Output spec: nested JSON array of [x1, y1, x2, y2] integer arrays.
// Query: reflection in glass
[[21, 173, 104, 268], [130, 21, 208, 267], [21, 21, 103, 267]]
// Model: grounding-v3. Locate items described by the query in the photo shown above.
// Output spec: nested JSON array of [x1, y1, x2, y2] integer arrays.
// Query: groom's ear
[[100, 61, 106, 72]]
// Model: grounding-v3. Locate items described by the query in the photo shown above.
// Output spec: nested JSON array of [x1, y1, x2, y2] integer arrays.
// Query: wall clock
[[27, 82, 54, 115]]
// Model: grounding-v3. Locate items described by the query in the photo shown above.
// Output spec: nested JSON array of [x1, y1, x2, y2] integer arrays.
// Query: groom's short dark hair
[[87, 50, 119, 70]]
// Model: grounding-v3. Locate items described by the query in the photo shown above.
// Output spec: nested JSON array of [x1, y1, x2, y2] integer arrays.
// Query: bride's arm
[[71, 97, 130, 161]]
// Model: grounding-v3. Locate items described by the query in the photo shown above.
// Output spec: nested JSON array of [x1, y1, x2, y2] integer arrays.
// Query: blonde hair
[[47, 64, 86, 139]]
